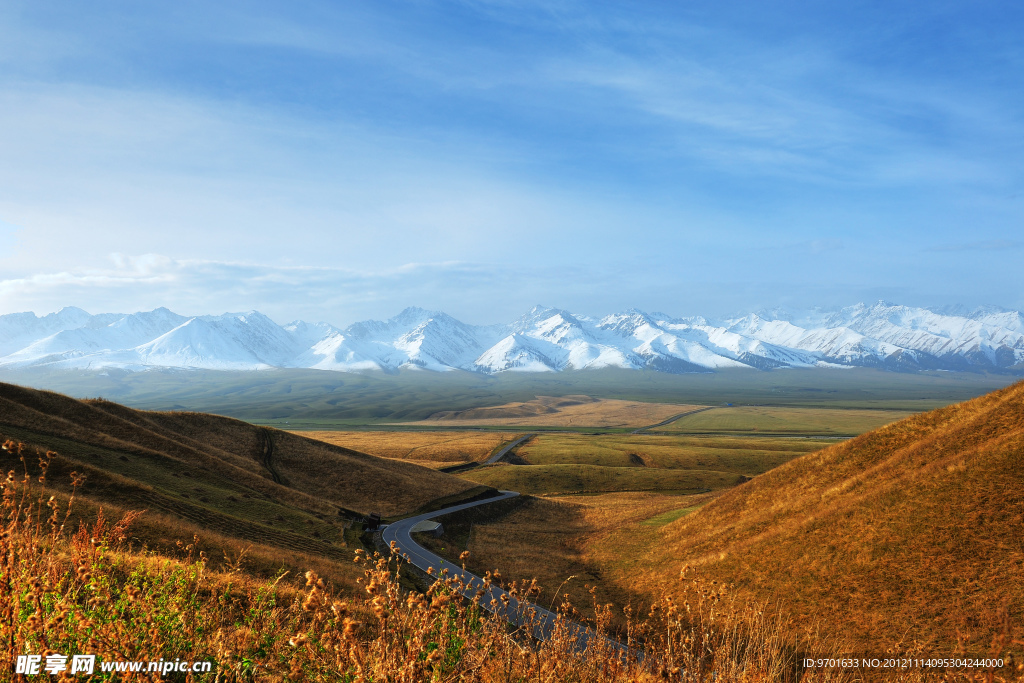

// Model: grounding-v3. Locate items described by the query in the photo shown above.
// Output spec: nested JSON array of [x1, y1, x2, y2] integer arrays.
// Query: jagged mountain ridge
[[0, 302, 1022, 374]]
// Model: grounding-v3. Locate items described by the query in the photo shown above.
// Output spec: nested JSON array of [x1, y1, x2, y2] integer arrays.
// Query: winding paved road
[[381, 491, 629, 656]]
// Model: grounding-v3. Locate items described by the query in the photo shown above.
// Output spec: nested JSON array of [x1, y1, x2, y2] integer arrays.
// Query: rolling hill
[[0, 381, 488, 583], [651, 379, 1024, 653]]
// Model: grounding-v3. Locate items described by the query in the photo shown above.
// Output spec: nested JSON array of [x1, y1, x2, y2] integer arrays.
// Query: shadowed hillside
[[0, 381, 488, 586], [652, 379, 1024, 654], [0, 381, 481, 516]]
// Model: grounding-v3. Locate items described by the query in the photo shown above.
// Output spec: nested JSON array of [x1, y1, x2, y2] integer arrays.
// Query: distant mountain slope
[[0, 382, 483, 521], [650, 379, 1024, 652], [1, 301, 1022, 375]]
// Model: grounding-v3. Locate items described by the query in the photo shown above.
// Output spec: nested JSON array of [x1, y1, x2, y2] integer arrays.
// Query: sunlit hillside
[[651, 380, 1024, 654]]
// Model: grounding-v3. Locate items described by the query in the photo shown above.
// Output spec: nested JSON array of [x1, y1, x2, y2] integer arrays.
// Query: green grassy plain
[[1, 366, 1015, 427], [659, 405, 914, 435], [452, 430, 828, 496], [457, 462, 741, 495], [516, 433, 829, 473]]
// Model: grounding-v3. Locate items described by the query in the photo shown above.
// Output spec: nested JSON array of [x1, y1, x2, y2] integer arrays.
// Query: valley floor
[[300, 401, 910, 634]]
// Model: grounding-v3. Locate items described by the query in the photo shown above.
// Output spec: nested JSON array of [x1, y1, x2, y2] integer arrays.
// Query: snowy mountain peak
[[393, 306, 437, 324], [599, 309, 659, 337], [53, 306, 92, 318], [1, 303, 1021, 375]]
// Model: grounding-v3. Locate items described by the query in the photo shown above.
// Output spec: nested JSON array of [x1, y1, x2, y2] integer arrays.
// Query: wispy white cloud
[[0, 254, 622, 325], [546, 45, 1023, 190], [5, 242, 1021, 327]]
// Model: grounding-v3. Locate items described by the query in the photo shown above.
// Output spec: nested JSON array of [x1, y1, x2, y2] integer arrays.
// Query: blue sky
[[0, 1, 1022, 325]]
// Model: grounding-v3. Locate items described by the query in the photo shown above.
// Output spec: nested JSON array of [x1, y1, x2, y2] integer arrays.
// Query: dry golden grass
[[408, 395, 700, 427], [299, 430, 520, 464], [431, 381, 1024, 665], [2, 444, 898, 683], [642, 379, 1024, 655], [4, 382, 1021, 677], [385, 458, 463, 469], [0, 381, 480, 518], [434, 492, 715, 629], [0, 439, 367, 590]]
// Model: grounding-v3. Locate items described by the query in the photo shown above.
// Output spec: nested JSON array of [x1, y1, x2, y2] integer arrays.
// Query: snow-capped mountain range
[[1, 302, 1022, 375]]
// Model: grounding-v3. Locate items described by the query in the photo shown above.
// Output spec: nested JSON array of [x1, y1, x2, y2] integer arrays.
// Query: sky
[[0, 1, 1022, 326]]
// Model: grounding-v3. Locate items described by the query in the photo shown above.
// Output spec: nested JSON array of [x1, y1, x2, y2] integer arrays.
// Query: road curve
[[381, 491, 629, 656], [483, 434, 534, 464]]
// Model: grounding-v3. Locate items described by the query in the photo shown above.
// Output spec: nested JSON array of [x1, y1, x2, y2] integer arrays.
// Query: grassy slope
[[0, 482, 838, 683], [0, 382, 489, 587], [0, 381, 480, 517], [649, 379, 1024, 653]]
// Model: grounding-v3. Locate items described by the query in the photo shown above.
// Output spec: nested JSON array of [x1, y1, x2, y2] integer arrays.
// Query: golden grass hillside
[[3, 456, 880, 683], [16, 444, 1007, 683], [648, 379, 1024, 654], [3, 414, 1020, 679], [0, 381, 482, 518], [412, 395, 698, 427], [423, 491, 718, 630], [0, 381, 490, 589]]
